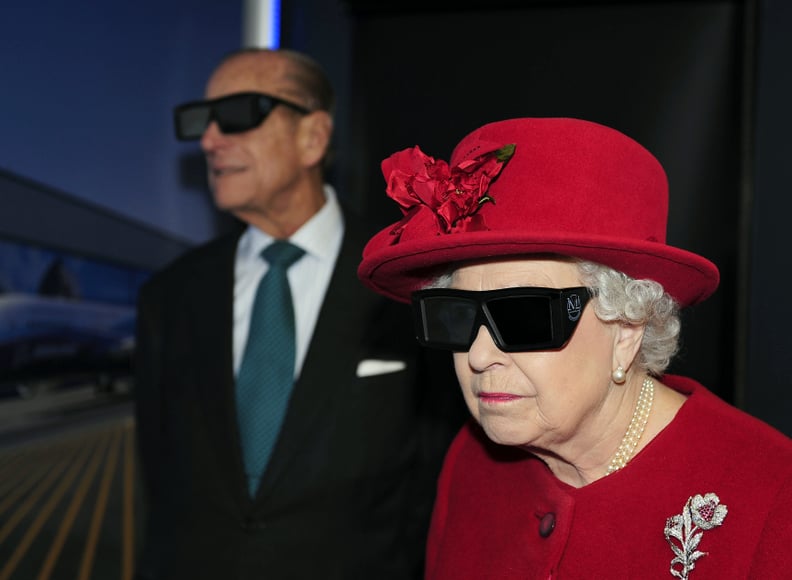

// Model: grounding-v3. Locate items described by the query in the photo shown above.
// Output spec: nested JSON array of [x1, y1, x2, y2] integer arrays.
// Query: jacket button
[[539, 513, 556, 538]]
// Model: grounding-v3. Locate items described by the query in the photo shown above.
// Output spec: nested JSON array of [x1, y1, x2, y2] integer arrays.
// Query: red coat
[[426, 376, 792, 579]]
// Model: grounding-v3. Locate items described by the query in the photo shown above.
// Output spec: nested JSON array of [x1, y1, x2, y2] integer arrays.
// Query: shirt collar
[[238, 184, 344, 263]]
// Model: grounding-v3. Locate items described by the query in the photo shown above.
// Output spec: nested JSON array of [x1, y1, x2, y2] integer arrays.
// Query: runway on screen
[[0, 388, 143, 580]]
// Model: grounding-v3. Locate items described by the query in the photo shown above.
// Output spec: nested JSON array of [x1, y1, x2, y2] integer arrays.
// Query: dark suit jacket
[[134, 207, 465, 580]]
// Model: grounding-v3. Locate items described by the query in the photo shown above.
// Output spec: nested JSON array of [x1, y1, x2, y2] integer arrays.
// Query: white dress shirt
[[232, 184, 344, 378]]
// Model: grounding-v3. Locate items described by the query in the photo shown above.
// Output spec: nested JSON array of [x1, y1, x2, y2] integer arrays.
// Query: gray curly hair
[[576, 260, 680, 375]]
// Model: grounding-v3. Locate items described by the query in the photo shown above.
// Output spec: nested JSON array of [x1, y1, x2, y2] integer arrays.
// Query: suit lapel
[[187, 232, 251, 502]]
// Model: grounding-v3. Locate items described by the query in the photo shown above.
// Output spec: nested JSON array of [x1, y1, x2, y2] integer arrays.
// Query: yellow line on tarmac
[[121, 419, 135, 580], [0, 452, 39, 498], [0, 433, 92, 503], [0, 458, 53, 519], [0, 438, 86, 544], [0, 448, 28, 489], [35, 426, 114, 580], [78, 422, 123, 580], [0, 432, 97, 580]]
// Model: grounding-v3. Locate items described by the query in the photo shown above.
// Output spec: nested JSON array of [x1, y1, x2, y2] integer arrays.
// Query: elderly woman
[[357, 118, 792, 579]]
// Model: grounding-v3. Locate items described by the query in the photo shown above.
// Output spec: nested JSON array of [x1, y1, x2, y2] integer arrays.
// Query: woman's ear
[[612, 323, 645, 373], [297, 111, 333, 168]]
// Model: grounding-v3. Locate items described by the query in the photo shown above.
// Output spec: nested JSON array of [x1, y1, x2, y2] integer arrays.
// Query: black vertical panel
[[345, 1, 748, 403], [744, 0, 792, 434]]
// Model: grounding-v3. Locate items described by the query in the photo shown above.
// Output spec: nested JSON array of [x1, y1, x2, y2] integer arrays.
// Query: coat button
[[539, 513, 556, 538]]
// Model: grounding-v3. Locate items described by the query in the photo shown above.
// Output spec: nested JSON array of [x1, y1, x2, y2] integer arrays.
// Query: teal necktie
[[236, 240, 305, 497]]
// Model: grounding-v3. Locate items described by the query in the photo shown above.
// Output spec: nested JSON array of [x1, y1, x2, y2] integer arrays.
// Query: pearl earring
[[612, 366, 627, 384]]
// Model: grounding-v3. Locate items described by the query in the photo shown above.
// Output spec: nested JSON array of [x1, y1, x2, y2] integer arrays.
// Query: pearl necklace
[[605, 377, 654, 475]]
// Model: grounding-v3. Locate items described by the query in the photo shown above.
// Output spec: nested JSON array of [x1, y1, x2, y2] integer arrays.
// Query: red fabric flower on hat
[[382, 143, 515, 241]]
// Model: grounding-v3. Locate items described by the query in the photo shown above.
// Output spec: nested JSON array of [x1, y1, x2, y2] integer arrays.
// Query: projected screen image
[[0, 237, 150, 399]]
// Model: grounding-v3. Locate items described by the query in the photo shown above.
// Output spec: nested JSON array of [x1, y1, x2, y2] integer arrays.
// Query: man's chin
[[211, 189, 247, 213]]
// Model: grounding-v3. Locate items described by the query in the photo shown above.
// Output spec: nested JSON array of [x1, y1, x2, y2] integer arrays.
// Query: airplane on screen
[[0, 292, 135, 398]]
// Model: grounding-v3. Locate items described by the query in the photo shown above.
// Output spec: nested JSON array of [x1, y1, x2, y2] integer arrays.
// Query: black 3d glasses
[[173, 92, 312, 140], [411, 286, 591, 352]]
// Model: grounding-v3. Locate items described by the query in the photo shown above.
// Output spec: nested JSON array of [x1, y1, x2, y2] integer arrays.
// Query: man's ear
[[297, 111, 333, 168]]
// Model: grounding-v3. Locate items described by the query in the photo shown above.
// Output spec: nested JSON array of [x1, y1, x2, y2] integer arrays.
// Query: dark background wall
[[744, 0, 792, 429]]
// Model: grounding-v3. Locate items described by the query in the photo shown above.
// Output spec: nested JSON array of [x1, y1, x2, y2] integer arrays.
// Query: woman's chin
[[480, 420, 534, 447]]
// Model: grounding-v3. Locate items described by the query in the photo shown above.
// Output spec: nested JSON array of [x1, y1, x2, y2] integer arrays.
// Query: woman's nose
[[466, 325, 508, 371]]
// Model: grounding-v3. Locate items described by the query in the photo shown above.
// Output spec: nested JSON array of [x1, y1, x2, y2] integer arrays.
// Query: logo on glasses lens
[[566, 294, 583, 321]]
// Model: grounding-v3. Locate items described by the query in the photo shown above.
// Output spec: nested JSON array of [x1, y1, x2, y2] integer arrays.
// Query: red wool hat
[[358, 117, 719, 306]]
